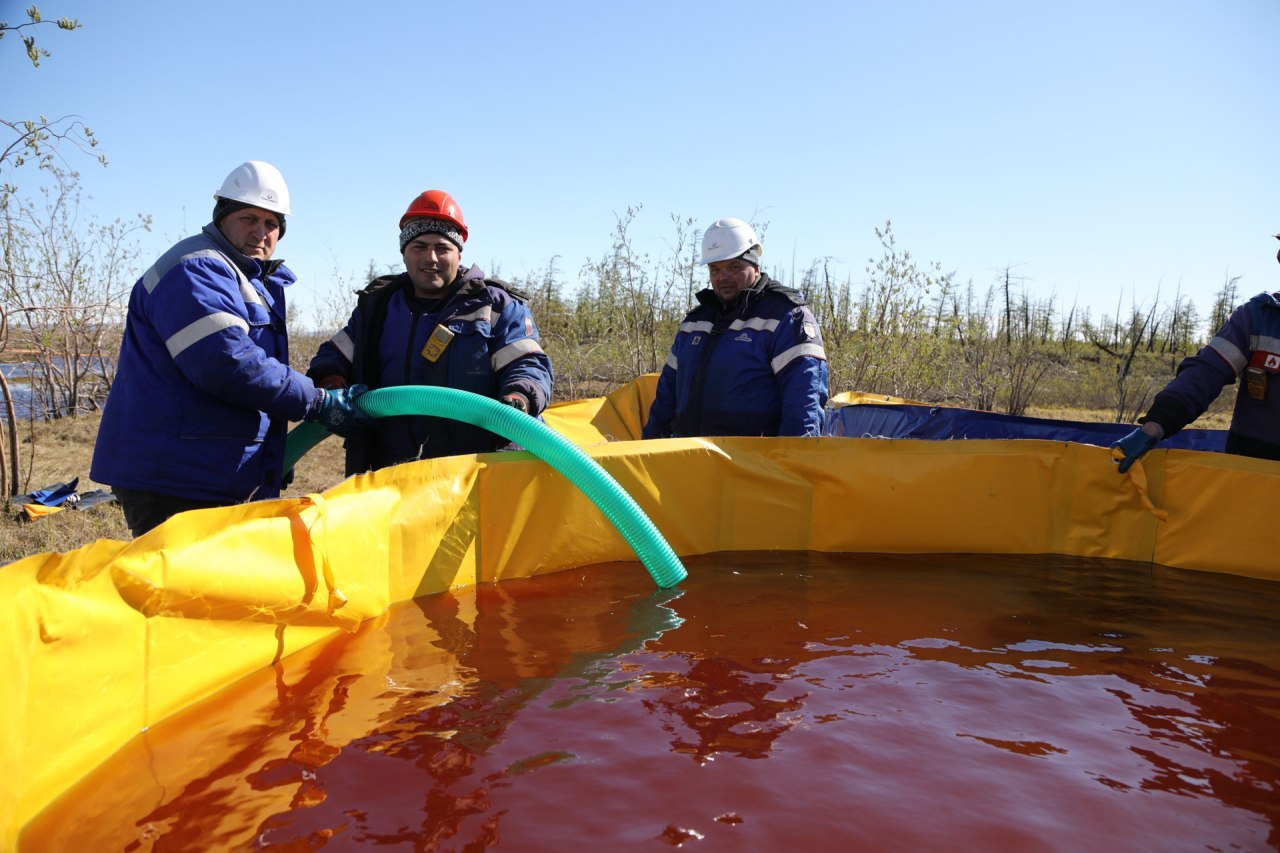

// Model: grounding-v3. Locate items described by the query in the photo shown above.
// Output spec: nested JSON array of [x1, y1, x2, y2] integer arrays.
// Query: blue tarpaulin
[[825, 403, 1228, 453]]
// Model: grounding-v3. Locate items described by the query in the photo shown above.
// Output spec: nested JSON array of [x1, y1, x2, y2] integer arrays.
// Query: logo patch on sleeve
[[1249, 350, 1280, 373]]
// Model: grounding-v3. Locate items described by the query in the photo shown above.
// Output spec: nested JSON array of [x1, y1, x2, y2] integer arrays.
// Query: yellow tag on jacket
[[422, 325, 455, 362]]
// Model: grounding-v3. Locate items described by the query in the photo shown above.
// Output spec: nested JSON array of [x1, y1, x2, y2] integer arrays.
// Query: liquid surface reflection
[[23, 554, 1280, 850]]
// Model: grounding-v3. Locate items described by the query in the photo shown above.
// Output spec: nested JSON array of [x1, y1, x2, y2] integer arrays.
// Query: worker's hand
[[310, 384, 376, 437], [1110, 426, 1159, 474], [498, 394, 529, 414], [315, 374, 349, 391]]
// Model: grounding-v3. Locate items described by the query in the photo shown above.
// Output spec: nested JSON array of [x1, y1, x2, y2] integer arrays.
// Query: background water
[[0, 359, 110, 421], [0, 363, 39, 421], [23, 553, 1280, 850]]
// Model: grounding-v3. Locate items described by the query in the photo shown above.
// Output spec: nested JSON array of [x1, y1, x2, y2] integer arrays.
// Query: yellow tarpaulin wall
[[1, 376, 1276, 848]]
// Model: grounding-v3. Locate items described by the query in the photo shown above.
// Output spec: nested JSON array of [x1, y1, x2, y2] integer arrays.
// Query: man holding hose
[[307, 190, 553, 475], [92, 160, 370, 537]]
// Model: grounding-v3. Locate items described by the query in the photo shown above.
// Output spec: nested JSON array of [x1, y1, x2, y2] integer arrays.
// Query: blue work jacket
[[643, 274, 829, 438], [308, 266, 553, 474], [91, 224, 317, 502], [1144, 290, 1280, 460]]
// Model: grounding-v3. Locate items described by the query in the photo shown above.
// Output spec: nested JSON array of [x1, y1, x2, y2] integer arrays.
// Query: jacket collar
[[694, 272, 799, 313], [201, 222, 289, 283]]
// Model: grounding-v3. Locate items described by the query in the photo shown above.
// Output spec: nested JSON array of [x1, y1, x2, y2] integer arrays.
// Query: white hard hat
[[213, 160, 291, 216], [699, 217, 761, 265]]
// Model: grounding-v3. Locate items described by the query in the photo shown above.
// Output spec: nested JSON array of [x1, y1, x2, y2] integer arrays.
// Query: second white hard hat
[[699, 217, 761, 265], [214, 160, 291, 216]]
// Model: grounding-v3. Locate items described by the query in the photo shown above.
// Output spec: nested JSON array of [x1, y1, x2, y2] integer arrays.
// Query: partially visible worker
[[643, 217, 828, 439], [1112, 233, 1280, 472], [91, 160, 371, 537], [307, 189, 553, 475]]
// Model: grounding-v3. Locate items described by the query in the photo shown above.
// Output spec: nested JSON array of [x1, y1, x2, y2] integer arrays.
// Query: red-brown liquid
[[23, 553, 1280, 850]]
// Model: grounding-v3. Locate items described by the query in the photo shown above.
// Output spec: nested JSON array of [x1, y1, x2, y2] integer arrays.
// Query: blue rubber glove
[[310, 384, 376, 437], [1110, 427, 1158, 474]]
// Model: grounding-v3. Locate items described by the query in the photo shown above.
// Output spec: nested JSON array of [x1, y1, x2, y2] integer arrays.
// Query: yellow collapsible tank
[[1, 375, 1276, 848]]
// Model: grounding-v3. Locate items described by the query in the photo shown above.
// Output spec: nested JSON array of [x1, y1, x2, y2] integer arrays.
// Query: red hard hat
[[399, 189, 468, 241]]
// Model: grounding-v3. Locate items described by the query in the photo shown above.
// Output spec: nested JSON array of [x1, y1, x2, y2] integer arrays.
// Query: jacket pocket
[[179, 384, 268, 442]]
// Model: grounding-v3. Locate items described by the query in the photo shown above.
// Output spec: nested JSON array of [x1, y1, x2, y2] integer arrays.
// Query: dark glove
[[309, 384, 376, 437], [498, 393, 529, 414], [315, 374, 349, 391], [1110, 427, 1158, 474]]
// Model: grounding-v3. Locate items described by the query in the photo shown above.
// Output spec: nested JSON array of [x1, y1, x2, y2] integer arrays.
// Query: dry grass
[[1025, 405, 1232, 430]]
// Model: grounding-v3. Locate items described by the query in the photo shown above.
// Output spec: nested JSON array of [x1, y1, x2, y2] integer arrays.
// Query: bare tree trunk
[[0, 370, 17, 500], [1003, 267, 1012, 347], [0, 307, 14, 501], [0, 373, 8, 501]]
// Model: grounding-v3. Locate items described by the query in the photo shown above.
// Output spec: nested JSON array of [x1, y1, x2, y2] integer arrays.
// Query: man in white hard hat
[[91, 160, 371, 537], [643, 217, 829, 438]]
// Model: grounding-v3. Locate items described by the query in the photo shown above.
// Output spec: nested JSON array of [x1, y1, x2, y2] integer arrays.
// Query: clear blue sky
[[6, 0, 1279, 330]]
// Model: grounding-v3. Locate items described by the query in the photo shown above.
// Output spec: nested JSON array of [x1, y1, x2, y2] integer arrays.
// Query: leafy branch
[[0, 5, 82, 68], [1, 6, 103, 198]]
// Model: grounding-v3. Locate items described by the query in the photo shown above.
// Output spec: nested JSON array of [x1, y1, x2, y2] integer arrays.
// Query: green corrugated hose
[[284, 387, 686, 589]]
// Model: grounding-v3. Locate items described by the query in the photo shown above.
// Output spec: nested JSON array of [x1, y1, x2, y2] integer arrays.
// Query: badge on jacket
[[422, 325, 455, 362], [1245, 350, 1280, 400]]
